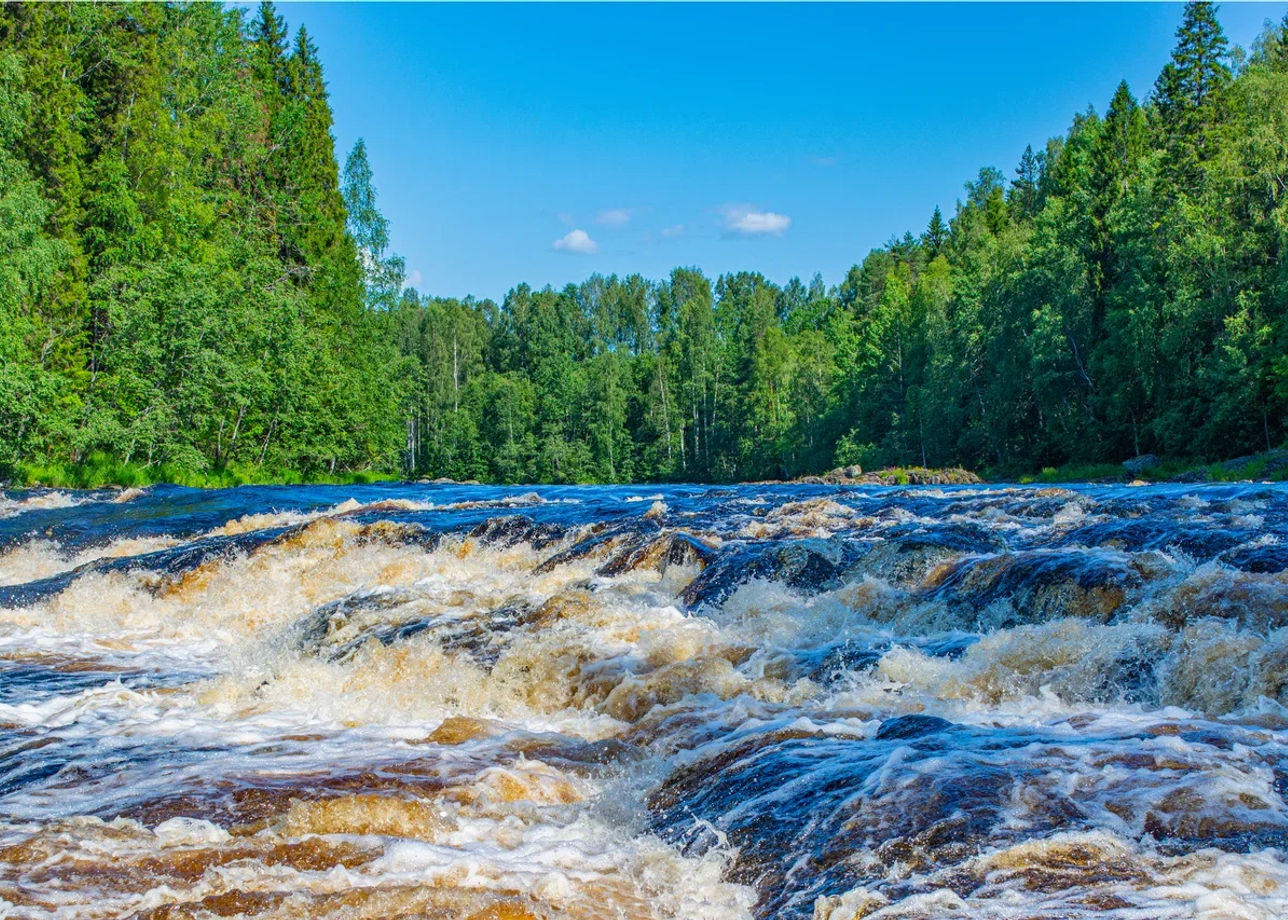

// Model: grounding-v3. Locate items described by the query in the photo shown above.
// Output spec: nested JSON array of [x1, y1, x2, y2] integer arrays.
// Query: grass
[[6, 454, 400, 490], [1002, 453, 1288, 485]]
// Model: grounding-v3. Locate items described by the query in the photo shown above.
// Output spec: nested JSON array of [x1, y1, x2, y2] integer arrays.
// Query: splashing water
[[2, 481, 1288, 919]]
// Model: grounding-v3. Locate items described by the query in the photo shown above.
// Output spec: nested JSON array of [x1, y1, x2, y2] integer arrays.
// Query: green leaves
[[2, 1, 1285, 485]]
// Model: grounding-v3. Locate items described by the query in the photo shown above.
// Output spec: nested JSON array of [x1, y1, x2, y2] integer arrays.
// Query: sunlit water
[[2, 481, 1288, 919]]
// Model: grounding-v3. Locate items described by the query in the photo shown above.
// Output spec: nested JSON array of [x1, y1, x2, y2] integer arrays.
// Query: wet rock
[[354, 520, 441, 550], [853, 525, 1007, 587], [596, 530, 718, 577], [1051, 518, 1248, 559], [292, 587, 421, 656], [1220, 543, 1288, 574], [680, 537, 867, 608], [0, 529, 285, 608], [1154, 569, 1288, 632], [1170, 469, 1214, 484], [469, 515, 565, 549], [796, 639, 885, 682], [533, 521, 656, 574], [875, 714, 956, 741], [924, 550, 1140, 626], [796, 466, 983, 486]]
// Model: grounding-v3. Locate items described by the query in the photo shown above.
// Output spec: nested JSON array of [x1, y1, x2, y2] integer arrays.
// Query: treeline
[[0, 1, 405, 478], [396, 3, 1288, 482], [3, 3, 1288, 485]]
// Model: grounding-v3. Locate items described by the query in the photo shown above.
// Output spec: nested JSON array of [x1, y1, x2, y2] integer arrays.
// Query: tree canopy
[[2, 1, 1285, 484]]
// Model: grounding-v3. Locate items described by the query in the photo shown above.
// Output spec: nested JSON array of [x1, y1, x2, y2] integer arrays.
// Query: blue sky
[[275, 2, 1286, 301]]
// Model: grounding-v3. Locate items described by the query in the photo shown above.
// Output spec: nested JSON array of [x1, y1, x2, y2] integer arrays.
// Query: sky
[[272, 2, 1286, 301]]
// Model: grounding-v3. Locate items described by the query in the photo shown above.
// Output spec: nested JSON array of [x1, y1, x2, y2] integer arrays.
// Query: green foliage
[[2, 2, 1286, 487], [0, 1, 404, 483]]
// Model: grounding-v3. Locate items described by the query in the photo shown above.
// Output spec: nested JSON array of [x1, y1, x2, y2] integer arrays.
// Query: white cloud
[[404, 268, 423, 288], [720, 204, 792, 237], [661, 223, 686, 238], [595, 208, 633, 227], [553, 228, 598, 254]]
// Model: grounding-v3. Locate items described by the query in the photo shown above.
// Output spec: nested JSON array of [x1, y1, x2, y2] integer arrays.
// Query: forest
[[1, 1, 1286, 485]]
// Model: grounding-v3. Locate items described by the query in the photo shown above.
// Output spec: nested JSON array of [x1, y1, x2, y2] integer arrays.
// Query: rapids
[[2, 481, 1288, 919]]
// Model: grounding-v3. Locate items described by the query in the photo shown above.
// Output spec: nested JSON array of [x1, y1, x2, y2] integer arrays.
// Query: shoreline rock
[[759, 466, 984, 487]]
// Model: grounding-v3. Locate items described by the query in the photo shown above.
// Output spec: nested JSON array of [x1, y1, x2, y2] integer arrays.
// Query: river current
[[1, 481, 1288, 919]]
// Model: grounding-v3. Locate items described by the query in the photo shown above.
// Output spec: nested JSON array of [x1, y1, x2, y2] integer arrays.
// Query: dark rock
[[470, 515, 566, 549], [781, 466, 982, 486], [875, 714, 956, 741], [923, 549, 1141, 626], [853, 526, 1007, 587], [596, 531, 718, 577], [1220, 544, 1288, 574], [1122, 454, 1159, 474], [1223, 450, 1288, 477], [533, 521, 658, 574], [680, 537, 866, 608]]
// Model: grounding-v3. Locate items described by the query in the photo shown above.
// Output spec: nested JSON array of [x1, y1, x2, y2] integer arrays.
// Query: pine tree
[[1097, 81, 1147, 199], [1010, 145, 1041, 219], [1268, 13, 1288, 71], [251, 2, 289, 93], [1152, 1, 1230, 178], [923, 206, 948, 256]]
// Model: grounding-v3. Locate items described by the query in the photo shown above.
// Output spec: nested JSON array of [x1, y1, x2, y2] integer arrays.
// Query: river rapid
[[2, 482, 1288, 919]]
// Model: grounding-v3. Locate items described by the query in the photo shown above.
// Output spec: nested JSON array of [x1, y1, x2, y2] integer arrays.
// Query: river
[[1, 481, 1287, 919]]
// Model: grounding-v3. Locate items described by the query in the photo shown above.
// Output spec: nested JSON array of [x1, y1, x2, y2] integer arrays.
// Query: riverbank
[[7, 451, 1288, 491], [4, 456, 399, 490], [1001, 449, 1288, 485]]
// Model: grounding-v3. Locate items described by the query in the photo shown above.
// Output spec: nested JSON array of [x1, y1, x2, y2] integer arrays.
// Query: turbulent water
[[2, 482, 1288, 919]]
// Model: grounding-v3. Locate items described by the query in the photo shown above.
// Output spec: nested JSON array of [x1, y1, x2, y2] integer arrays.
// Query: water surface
[[2, 481, 1287, 918]]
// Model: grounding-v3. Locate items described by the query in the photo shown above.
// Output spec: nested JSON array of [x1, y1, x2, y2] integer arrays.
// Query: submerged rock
[[923, 549, 1141, 627], [469, 514, 565, 549], [681, 537, 866, 608], [596, 530, 719, 577]]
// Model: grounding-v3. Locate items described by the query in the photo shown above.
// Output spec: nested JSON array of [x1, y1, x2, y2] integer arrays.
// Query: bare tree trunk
[[258, 417, 277, 466], [658, 369, 674, 467], [228, 405, 246, 458]]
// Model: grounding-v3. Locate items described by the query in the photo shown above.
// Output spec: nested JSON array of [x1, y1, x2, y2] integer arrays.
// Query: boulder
[[1122, 454, 1159, 474]]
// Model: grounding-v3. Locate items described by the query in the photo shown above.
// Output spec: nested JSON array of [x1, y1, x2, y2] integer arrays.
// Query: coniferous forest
[[2, 1, 1287, 485]]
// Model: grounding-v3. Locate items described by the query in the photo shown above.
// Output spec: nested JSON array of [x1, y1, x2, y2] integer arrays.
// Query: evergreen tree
[[1010, 144, 1041, 219], [923, 206, 948, 256], [1153, 1, 1230, 180]]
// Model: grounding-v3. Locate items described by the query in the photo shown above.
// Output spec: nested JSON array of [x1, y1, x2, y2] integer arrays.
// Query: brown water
[[2, 481, 1287, 919]]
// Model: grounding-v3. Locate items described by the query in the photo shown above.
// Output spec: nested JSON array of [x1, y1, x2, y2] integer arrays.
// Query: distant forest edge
[[3, 2, 1288, 487]]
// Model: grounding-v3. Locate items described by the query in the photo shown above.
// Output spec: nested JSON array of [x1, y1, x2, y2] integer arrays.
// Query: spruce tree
[[251, 2, 289, 93], [1010, 145, 1040, 219], [1152, 1, 1230, 177], [923, 206, 948, 256]]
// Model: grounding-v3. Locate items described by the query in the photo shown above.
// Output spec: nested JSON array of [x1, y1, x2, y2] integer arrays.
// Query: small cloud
[[553, 228, 598, 254], [595, 208, 633, 227], [404, 268, 423, 288], [661, 223, 686, 238], [810, 155, 839, 167], [720, 204, 791, 237]]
